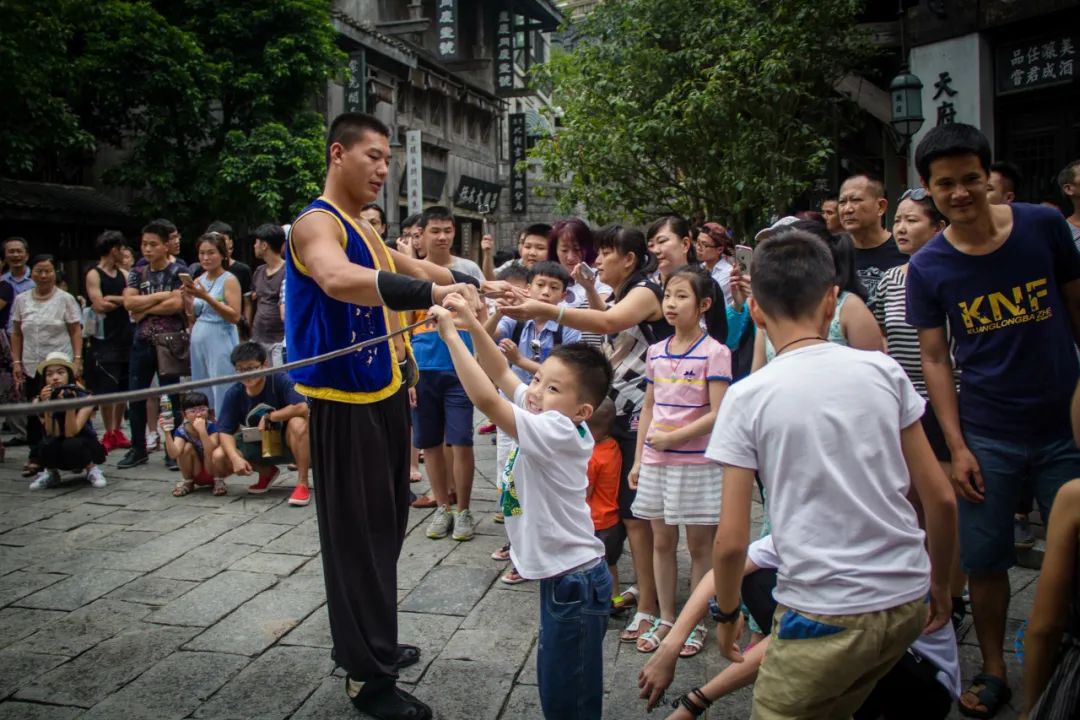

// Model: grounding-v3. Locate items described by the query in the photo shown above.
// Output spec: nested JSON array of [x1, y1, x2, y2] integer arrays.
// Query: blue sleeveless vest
[[284, 197, 407, 404]]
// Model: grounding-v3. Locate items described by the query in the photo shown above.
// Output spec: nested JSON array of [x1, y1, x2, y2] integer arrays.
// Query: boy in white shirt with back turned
[[706, 229, 958, 720], [427, 294, 612, 720]]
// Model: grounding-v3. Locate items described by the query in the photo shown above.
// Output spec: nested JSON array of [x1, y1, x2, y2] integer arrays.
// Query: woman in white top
[[10, 254, 83, 476]]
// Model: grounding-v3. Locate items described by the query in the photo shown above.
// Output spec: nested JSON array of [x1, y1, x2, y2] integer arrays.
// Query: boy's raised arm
[[444, 295, 523, 399], [431, 299, 521, 440]]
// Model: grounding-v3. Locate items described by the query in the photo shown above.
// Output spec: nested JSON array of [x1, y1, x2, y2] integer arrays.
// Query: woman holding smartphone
[[184, 232, 241, 416]]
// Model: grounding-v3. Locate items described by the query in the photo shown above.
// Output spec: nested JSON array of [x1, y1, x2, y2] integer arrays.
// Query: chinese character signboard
[[405, 130, 423, 216], [495, 10, 515, 95], [436, 0, 459, 60], [509, 113, 527, 215], [996, 35, 1076, 95], [454, 176, 502, 213], [345, 52, 366, 113]]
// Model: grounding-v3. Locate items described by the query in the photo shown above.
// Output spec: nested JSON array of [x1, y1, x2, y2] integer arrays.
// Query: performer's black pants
[[310, 389, 412, 682]]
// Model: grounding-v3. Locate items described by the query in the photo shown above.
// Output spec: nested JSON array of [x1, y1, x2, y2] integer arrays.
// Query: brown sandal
[[212, 477, 228, 496], [172, 478, 195, 497]]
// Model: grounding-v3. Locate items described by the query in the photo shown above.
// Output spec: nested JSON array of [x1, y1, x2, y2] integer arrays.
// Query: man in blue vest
[[285, 112, 484, 720]]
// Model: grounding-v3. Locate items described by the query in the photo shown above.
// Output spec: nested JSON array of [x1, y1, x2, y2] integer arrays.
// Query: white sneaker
[[29, 470, 60, 490], [452, 508, 476, 542], [146, 430, 160, 451], [87, 466, 107, 488], [426, 505, 454, 539]]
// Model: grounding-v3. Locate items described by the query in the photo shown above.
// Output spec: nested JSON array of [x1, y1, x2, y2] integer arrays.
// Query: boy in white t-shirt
[[427, 294, 612, 720], [705, 230, 958, 720]]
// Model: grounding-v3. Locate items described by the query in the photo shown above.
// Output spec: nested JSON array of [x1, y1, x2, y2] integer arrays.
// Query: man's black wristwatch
[[707, 596, 741, 624]]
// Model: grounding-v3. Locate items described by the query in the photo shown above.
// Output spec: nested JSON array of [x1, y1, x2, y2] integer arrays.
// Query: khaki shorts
[[752, 597, 927, 720]]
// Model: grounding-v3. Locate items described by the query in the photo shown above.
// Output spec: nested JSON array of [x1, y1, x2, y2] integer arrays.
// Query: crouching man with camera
[[211, 342, 311, 506], [30, 351, 107, 490]]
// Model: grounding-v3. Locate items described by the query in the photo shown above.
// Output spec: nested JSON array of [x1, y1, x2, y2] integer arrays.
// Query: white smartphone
[[578, 263, 596, 281], [734, 244, 753, 275], [178, 272, 194, 287]]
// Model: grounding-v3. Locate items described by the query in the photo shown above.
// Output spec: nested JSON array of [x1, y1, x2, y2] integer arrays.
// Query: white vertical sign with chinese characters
[[436, 0, 458, 60], [406, 130, 423, 216], [908, 33, 995, 185], [509, 113, 527, 215], [495, 10, 515, 95]]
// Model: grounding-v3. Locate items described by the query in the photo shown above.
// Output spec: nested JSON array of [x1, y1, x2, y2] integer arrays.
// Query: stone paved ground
[[0, 422, 1035, 719]]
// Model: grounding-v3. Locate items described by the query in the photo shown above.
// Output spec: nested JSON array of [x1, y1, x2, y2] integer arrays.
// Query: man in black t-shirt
[[839, 174, 906, 312], [119, 221, 187, 469]]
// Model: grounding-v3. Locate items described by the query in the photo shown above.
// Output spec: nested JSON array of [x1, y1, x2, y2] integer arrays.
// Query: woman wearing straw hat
[[29, 351, 106, 490]]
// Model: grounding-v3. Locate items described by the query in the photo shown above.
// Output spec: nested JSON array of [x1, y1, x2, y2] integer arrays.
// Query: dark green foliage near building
[[0, 0, 344, 229]]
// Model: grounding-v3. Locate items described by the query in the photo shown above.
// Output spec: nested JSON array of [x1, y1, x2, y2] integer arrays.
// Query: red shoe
[[113, 429, 132, 449], [247, 466, 280, 494], [478, 423, 496, 435], [288, 484, 311, 506], [101, 430, 116, 453]]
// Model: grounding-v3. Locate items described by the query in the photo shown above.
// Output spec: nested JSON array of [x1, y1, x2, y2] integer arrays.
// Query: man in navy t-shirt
[[214, 342, 311, 507], [906, 123, 1080, 718]]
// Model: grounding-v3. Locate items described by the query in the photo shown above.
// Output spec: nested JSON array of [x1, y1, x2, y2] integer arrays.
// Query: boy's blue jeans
[[537, 559, 611, 720]]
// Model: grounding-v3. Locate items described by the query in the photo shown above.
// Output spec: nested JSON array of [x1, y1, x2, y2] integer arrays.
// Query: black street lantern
[[889, 67, 924, 141]]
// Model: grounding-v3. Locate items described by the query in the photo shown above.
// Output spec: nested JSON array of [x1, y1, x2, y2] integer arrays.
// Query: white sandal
[[620, 611, 658, 643], [636, 618, 674, 653]]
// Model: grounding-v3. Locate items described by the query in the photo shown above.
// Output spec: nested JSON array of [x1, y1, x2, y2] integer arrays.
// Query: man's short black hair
[[230, 341, 268, 366], [95, 230, 126, 258], [2, 236, 28, 252], [990, 161, 1023, 196], [496, 263, 530, 284], [141, 221, 172, 244], [253, 223, 286, 254], [548, 343, 613, 408], [181, 391, 211, 410], [419, 205, 455, 229], [401, 213, 421, 232], [326, 112, 391, 168], [1057, 159, 1080, 191], [840, 173, 886, 199], [528, 260, 571, 291], [361, 202, 386, 226], [522, 223, 552, 241], [206, 220, 233, 239], [915, 123, 992, 184], [150, 218, 177, 234], [751, 230, 836, 322]]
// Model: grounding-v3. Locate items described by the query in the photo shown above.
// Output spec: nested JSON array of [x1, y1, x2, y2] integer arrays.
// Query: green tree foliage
[[0, 0, 343, 228], [533, 0, 870, 235]]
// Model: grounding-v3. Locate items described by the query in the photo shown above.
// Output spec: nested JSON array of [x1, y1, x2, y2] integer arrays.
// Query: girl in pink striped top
[[628, 266, 731, 657]]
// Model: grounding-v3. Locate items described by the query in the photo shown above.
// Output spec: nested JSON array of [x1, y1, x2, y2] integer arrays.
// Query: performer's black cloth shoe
[[346, 676, 432, 720], [395, 644, 420, 670]]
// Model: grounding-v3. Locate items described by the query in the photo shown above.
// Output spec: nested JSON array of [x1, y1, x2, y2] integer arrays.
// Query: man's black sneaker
[[165, 456, 179, 471], [117, 450, 149, 469], [346, 677, 432, 720]]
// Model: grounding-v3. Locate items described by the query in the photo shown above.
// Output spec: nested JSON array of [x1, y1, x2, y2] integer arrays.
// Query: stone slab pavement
[[0, 419, 1035, 719]]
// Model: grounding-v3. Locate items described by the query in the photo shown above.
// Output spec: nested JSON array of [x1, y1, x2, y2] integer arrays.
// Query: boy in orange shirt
[[587, 398, 624, 591]]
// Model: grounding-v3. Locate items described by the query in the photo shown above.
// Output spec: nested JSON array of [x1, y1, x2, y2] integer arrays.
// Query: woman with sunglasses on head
[[875, 188, 969, 629]]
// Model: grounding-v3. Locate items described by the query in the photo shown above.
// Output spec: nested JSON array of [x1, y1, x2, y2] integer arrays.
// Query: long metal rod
[[0, 318, 429, 418]]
